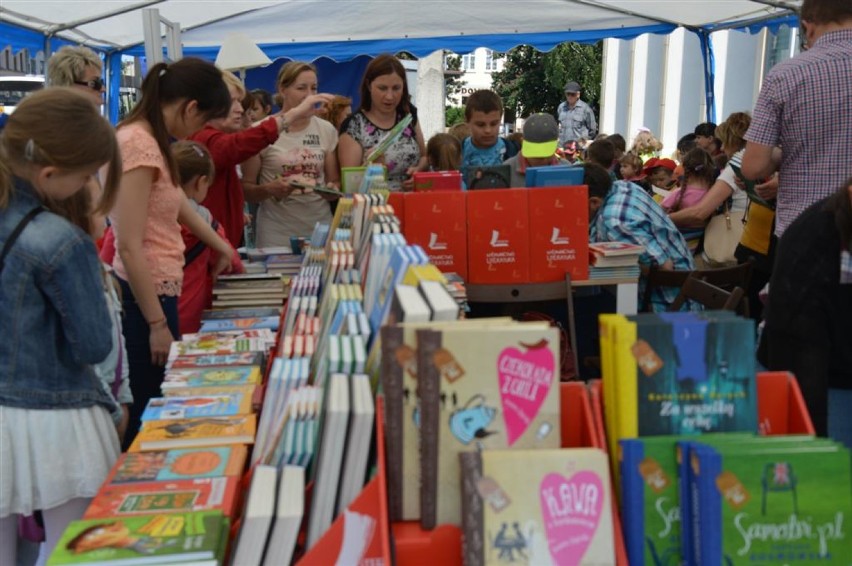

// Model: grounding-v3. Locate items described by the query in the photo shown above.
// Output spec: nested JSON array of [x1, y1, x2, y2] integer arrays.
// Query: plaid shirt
[[591, 181, 695, 311], [745, 29, 852, 236]]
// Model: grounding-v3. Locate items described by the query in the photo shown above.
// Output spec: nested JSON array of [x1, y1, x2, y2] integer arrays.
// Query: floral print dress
[[341, 109, 421, 191]]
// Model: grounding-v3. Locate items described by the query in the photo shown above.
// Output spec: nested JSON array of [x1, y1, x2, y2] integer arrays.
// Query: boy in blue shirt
[[461, 90, 519, 181]]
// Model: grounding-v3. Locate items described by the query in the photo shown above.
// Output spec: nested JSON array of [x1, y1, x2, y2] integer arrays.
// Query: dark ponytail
[[120, 58, 230, 181]]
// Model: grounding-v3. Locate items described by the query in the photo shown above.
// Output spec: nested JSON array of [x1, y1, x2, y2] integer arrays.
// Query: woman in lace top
[[338, 54, 427, 191], [109, 58, 234, 445]]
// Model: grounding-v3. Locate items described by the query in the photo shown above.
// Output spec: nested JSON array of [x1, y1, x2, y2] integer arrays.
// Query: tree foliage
[[491, 42, 602, 120], [444, 52, 464, 100], [445, 106, 465, 126]]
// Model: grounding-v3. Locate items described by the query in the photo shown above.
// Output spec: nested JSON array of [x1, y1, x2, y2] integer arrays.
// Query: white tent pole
[[48, 1, 165, 34]]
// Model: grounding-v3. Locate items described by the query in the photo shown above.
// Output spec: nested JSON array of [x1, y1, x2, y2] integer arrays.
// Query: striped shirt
[[592, 181, 695, 312], [745, 29, 852, 236]]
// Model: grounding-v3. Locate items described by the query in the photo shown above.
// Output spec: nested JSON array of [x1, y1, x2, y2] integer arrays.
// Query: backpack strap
[[184, 219, 220, 267], [0, 206, 45, 273]]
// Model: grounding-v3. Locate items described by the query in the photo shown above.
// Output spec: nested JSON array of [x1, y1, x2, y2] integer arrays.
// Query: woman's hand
[[287, 93, 335, 122], [266, 177, 298, 200], [149, 321, 173, 366], [116, 404, 130, 443]]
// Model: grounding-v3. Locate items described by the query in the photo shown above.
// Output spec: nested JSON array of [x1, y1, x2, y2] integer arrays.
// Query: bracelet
[[147, 316, 167, 328], [277, 115, 290, 134]]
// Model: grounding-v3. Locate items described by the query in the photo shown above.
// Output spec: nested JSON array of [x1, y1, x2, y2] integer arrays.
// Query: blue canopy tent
[[0, 0, 801, 124]]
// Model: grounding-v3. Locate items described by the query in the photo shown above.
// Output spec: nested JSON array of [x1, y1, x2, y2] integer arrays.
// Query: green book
[[620, 434, 823, 566], [690, 442, 851, 565], [47, 511, 227, 565]]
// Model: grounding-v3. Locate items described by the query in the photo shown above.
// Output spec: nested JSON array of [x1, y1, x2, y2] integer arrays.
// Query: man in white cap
[[556, 80, 597, 147]]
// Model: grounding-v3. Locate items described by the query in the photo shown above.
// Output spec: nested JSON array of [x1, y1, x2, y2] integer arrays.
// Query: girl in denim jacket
[[0, 88, 122, 565]]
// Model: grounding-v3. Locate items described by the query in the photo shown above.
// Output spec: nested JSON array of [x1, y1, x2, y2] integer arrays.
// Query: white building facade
[[600, 25, 801, 157], [447, 47, 505, 107]]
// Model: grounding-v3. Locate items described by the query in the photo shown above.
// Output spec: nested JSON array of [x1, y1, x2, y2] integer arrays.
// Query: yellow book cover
[[402, 264, 447, 287], [130, 415, 256, 452], [611, 315, 639, 443], [597, 314, 620, 472], [418, 324, 561, 528], [460, 448, 615, 566], [161, 385, 256, 402]]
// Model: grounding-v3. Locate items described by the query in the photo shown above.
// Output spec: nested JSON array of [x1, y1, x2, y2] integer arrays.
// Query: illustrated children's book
[[688, 442, 852, 565], [161, 366, 261, 390], [417, 324, 561, 528], [140, 390, 252, 421], [129, 415, 257, 452], [105, 446, 248, 484], [167, 351, 264, 370], [460, 448, 615, 566], [84, 476, 240, 519], [198, 316, 280, 332], [47, 511, 228, 566]]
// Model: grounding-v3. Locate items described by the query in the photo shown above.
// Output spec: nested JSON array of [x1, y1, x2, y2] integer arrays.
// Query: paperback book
[[47, 511, 228, 566], [105, 445, 247, 484], [84, 476, 240, 519], [460, 448, 615, 566]]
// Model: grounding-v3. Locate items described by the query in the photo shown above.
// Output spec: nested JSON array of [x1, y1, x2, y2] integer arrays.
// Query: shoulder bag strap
[[0, 206, 45, 273]]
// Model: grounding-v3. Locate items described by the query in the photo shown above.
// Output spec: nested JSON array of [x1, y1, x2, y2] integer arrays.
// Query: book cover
[[84, 476, 239, 519], [105, 446, 247, 484], [47, 511, 227, 565], [161, 366, 261, 389], [380, 318, 514, 522], [170, 335, 270, 357], [527, 186, 590, 283], [403, 191, 468, 279], [140, 391, 252, 421], [690, 442, 852, 565], [417, 324, 561, 528], [604, 313, 757, 446], [201, 306, 282, 320], [167, 351, 264, 370], [589, 241, 645, 256], [412, 171, 463, 192], [467, 189, 530, 284], [130, 415, 256, 452], [460, 448, 615, 566], [198, 316, 280, 332]]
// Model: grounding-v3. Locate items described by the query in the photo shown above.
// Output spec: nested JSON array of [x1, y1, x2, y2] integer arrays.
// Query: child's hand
[[400, 167, 418, 192], [243, 211, 252, 225]]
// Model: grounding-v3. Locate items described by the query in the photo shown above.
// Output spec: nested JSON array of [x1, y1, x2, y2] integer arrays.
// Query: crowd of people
[[0, 0, 850, 563]]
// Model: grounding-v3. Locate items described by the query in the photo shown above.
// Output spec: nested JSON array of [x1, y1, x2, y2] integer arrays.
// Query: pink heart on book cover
[[539, 471, 605, 566], [497, 340, 555, 445]]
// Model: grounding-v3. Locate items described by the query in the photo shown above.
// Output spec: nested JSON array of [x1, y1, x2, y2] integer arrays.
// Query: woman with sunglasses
[[47, 46, 106, 107]]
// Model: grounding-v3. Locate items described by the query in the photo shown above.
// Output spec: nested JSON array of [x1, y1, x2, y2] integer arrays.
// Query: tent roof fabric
[[1, 0, 801, 60]]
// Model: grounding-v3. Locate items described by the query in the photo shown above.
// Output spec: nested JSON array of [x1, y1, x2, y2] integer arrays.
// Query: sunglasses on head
[[74, 77, 104, 92]]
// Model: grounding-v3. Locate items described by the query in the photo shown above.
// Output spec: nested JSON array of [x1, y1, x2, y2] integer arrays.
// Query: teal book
[[47, 511, 227, 565], [631, 312, 757, 436], [689, 442, 852, 565]]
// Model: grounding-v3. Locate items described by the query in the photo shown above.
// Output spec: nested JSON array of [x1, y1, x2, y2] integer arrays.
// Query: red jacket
[[189, 118, 281, 247], [178, 222, 244, 335]]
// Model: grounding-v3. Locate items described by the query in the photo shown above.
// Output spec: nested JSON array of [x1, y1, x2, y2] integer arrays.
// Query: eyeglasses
[[74, 77, 104, 92]]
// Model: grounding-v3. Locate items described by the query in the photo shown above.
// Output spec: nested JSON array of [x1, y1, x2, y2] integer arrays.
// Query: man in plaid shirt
[[584, 164, 694, 312], [742, 0, 852, 236]]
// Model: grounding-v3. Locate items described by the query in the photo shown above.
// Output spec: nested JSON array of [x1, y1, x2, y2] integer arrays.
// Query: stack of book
[[211, 272, 287, 309], [588, 241, 643, 280]]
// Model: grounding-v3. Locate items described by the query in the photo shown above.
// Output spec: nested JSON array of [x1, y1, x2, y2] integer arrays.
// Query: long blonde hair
[[0, 88, 121, 213]]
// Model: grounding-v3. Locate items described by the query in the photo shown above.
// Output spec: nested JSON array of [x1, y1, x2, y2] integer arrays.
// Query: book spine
[[459, 451, 485, 566], [689, 445, 723, 566], [678, 441, 697, 564], [380, 325, 405, 521], [619, 440, 647, 566], [417, 328, 442, 530]]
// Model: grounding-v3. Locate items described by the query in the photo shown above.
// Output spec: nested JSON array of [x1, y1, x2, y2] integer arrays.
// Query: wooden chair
[[641, 261, 753, 314], [668, 273, 746, 312]]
